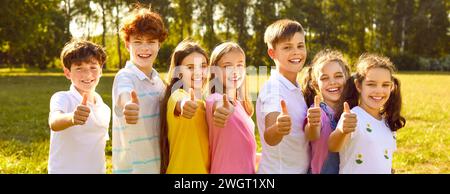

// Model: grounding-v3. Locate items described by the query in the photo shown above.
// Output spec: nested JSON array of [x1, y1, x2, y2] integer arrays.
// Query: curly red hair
[[120, 5, 168, 43]]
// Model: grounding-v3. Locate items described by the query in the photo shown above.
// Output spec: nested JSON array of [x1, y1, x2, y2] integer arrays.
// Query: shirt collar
[[125, 61, 160, 81], [69, 84, 102, 106], [271, 69, 299, 91]]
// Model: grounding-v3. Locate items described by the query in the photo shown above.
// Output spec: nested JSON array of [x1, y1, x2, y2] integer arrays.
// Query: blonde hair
[[209, 42, 253, 116]]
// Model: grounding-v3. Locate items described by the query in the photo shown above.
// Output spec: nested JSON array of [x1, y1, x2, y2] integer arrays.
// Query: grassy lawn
[[0, 70, 448, 173]]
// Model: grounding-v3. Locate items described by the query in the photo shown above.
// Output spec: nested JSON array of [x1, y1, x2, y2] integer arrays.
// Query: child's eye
[[320, 77, 329, 81], [283, 46, 290, 50]]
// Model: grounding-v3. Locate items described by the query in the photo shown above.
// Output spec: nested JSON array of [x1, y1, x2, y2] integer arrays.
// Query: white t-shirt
[[48, 84, 110, 174], [112, 61, 166, 174], [256, 69, 309, 174], [338, 106, 397, 174]]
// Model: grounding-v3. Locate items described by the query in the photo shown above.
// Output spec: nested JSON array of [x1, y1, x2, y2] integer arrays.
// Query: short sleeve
[[167, 89, 188, 119], [49, 92, 69, 114], [115, 73, 134, 98], [260, 90, 282, 119], [113, 72, 134, 116]]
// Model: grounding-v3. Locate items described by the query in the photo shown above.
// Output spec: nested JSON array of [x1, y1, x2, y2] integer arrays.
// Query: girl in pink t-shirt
[[205, 42, 256, 174], [302, 49, 351, 174]]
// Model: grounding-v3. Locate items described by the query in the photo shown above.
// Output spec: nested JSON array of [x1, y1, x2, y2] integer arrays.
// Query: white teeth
[[327, 88, 338, 92], [289, 59, 301, 63], [138, 54, 151, 58], [371, 96, 383, 100]]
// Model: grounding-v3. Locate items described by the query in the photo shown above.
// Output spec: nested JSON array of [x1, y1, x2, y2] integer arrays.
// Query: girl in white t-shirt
[[328, 53, 406, 174]]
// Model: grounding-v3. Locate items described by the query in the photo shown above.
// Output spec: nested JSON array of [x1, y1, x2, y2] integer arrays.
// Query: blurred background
[[0, 0, 449, 174]]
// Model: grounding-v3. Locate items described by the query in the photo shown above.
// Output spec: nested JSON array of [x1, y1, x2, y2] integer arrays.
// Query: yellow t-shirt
[[166, 89, 210, 174]]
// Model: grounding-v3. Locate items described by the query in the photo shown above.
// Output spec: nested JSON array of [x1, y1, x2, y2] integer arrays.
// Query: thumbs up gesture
[[181, 88, 199, 119], [124, 90, 139, 124], [213, 94, 233, 128], [276, 99, 292, 135], [306, 95, 322, 130], [72, 93, 90, 125], [340, 102, 357, 134]]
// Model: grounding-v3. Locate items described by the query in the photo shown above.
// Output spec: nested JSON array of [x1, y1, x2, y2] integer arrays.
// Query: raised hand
[[181, 88, 199, 119], [72, 93, 90, 125], [213, 94, 233, 128], [340, 102, 357, 134], [276, 99, 292, 135], [124, 90, 139, 124], [307, 95, 322, 130]]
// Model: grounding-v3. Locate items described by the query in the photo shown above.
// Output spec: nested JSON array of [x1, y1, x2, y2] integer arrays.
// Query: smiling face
[[356, 67, 394, 117], [269, 32, 307, 76], [64, 57, 102, 95], [216, 50, 246, 91], [179, 52, 208, 90], [126, 34, 160, 70], [316, 61, 346, 108]]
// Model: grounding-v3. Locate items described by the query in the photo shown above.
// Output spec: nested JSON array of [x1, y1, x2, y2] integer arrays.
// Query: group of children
[[48, 6, 406, 174]]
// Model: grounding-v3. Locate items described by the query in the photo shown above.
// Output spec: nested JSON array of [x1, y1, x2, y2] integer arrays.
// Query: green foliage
[[0, 0, 448, 70]]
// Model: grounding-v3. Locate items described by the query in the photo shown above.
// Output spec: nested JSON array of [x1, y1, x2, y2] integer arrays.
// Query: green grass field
[[0, 70, 449, 174]]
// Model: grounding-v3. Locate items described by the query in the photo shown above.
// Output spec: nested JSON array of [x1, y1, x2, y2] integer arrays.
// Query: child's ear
[[354, 79, 362, 93], [267, 48, 275, 59], [63, 67, 71, 80]]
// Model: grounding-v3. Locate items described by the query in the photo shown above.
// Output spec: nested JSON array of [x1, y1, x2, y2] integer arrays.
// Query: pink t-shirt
[[205, 93, 256, 174], [307, 104, 336, 174]]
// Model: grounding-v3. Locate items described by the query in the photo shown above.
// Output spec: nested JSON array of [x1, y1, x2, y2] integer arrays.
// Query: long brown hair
[[159, 40, 209, 174], [335, 53, 406, 131], [302, 49, 350, 106], [208, 42, 253, 116]]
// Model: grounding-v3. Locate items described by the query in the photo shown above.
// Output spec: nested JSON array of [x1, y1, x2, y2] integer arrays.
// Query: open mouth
[[192, 77, 203, 81], [288, 58, 302, 64], [81, 79, 94, 85], [326, 87, 340, 94], [137, 54, 152, 58], [370, 96, 384, 102]]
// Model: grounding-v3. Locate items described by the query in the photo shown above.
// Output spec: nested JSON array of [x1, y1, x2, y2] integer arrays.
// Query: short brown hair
[[120, 5, 168, 43], [60, 39, 106, 70], [264, 19, 305, 49]]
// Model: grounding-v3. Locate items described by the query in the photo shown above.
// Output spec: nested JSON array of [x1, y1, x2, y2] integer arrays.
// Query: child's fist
[[124, 90, 139, 124], [72, 93, 90, 125], [181, 88, 199, 119], [276, 99, 291, 135], [340, 102, 357, 134], [307, 95, 322, 129], [213, 94, 233, 128]]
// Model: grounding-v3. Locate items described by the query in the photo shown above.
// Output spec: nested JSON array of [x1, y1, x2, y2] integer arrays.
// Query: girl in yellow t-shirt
[[160, 40, 210, 174]]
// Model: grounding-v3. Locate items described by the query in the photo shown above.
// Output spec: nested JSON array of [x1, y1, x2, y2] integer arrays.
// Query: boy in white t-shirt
[[48, 39, 110, 174], [256, 19, 309, 174]]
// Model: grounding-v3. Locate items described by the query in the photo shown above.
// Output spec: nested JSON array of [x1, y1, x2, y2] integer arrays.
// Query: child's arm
[[212, 94, 233, 128], [117, 90, 139, 124], [49, 94, 90, 131], [264, 100, 292, 146], [175, 89, 199, 119], [328, 102, 357, 152], [304, 96, 322, 141]]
